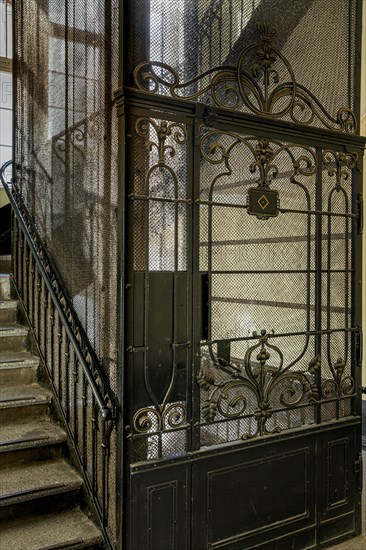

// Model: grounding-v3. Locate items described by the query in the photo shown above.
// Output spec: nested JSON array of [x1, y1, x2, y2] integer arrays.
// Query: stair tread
[[0, 299, 17, 309], [0, 418, 66, 451], [0, 507, 102, 550], [0, 459, 82, 504], [0, 383, 52, 409], [0, 351, 39, 368], [0, 324, 28, 336]]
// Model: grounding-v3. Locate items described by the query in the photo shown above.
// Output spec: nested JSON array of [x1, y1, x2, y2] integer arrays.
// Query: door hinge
[[355, 452, 363, 493], [357, 193, 363, 234]]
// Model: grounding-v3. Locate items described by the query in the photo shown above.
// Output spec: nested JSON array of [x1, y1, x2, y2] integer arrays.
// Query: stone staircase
[[0, 257, 103, 550]]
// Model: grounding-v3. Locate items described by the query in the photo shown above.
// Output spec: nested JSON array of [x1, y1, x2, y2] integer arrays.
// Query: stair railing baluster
[[42, 279, 48, 367], [65, 339, 70, 424], [50, 300, 55, 381]]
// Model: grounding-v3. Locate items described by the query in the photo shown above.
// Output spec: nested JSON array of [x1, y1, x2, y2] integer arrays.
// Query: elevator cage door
[[119, 1, 365, 548]]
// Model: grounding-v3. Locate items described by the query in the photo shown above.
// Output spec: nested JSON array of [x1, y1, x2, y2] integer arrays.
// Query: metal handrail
[[0, 160, 112, 419]]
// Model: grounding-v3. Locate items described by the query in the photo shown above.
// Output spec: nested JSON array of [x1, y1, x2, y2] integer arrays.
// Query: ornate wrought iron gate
[[119, 1, 365, 548]]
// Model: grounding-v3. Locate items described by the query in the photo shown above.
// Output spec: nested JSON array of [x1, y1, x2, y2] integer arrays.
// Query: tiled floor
[[327, 451, 366, 549]]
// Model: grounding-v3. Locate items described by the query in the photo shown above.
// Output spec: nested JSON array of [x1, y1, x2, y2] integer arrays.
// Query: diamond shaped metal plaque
[[247, 187, 279, 218]]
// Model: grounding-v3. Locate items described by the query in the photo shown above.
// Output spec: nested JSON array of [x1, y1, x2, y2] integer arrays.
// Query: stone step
[[0, 274, 11, 299], [0, 324, 28, 352], [0, 418, 67, 467], [0, 458, 83, 522], [0, 352, 39, 386], [0, 383, 52, 424], [0, 299, 18, 323], [0, 507, 103, 550]]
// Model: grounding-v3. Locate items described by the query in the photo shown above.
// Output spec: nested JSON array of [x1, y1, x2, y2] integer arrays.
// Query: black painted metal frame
[[116, 3, 365, 548]]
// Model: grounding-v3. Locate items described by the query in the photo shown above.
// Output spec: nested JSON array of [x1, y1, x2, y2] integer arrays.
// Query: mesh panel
[[127, 0, 359, 130], [14, 0, 119, 392], [14, 1, 119, 544], [132, 118, 189, 272], [197, 127, 355, 447]]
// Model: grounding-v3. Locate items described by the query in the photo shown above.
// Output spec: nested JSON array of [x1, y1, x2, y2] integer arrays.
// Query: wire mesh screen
[[130, 0, 359, 133], [14, 0, 119, 391], [125, 0, 361, 458], [197, 129, 320, 444], [127, 114, 191, 462]]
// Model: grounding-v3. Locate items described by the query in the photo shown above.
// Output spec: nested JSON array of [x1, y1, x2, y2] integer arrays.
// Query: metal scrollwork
[[200, 129, 316, 221], [133, 22, 356, 133], [200, 129, 316, 186], [132, 402, 187, 434], [323, 150, 358, 189], [321, 357, 354, 400], [197, 330, 320, 440], [135, 117, 187, 167], [129, 117, 189, 438]]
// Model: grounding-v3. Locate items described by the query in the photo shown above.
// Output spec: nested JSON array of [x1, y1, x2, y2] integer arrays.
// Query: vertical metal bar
[[352, 0, 362, 125], [191, 105, 206, 452], [36, 266, 41, 340], [57, 314, 63, 399], [115, 0, 126, 539], [124, 115, 136, 467], [5, 0, 8, 59], [24, 243, 29, 312], [315, 148, 323, 424], [32, 257, 36, 331], [185, 123, 194, 454], [73, 350, 78, 445], [11, 213, 16, 281], [19, 228, 24, 298], [184, 0, 198, 87], [101, 419, 107, 526], [29, 252, 34, 328], [43, 281, 48, 368], [82, 371, 88, 469], [326, 188, 339, 419], [65, 338, 71, 424], [50, 300, 55, 382], [92, 395, 98, 496], [352, 153, 363, 419]]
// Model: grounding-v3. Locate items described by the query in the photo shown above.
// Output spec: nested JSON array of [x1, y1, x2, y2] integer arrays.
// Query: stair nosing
[[0, 300, 17, 308], [0, 384, 52, 410], [0, 325, 28, 336], [0, 508, 103, 549], [0, 425, 67, 453], [0, 463, 83, 507]]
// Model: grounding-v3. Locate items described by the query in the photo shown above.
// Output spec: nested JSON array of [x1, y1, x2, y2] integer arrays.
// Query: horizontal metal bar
[[124, 89, 366, 150], [201, 327, 358, 345], [129, 425, 190, 439], [211, 296, 350, 314], [196, 199, 358, 218], [201, 232, 351, 247], [198, 394, 356, 428], [128, 193, 192, 204], [0, 160, 111, 419], [209, 269, 353, 275]]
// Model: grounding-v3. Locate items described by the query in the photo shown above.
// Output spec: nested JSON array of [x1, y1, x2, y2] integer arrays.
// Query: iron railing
[[0, 159, 119, 549]]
